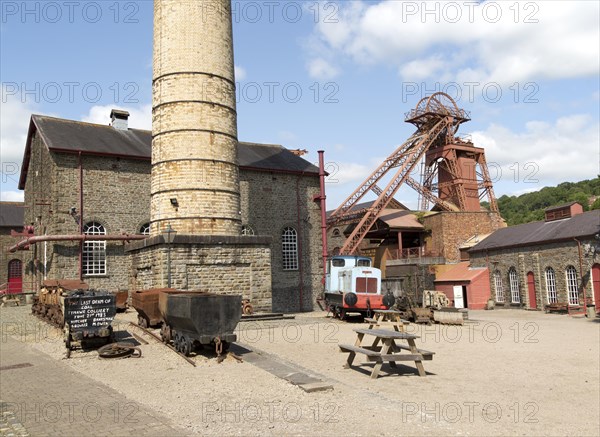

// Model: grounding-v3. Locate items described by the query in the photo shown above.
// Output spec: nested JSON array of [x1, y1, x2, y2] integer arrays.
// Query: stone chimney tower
[[151, 0, 240, 236]]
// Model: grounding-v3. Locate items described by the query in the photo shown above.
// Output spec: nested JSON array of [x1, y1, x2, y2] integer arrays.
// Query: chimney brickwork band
[[151, 0, 241, 236]]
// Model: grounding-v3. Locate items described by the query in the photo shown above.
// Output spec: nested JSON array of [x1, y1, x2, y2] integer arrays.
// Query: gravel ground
[[1, 305, 598, 436]]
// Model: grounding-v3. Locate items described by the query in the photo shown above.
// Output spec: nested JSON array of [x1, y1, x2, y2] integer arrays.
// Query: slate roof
[[19, 115, 320, 188], [469, 209, 600, 252], [0, 202, 24, 227]]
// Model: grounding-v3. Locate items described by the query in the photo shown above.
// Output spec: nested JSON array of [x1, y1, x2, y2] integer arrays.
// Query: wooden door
[[592, 264, 600, 309], [527, 271, 537, 309], [7, 259, 22, 294]]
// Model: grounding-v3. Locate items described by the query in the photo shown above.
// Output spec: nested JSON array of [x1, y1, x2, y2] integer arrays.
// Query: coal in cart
[[63, 290, 116, 358], [159, 291, 242, 356]]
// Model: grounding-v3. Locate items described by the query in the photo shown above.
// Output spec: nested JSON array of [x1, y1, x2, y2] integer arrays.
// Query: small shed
[[434, 262, 490, 309]]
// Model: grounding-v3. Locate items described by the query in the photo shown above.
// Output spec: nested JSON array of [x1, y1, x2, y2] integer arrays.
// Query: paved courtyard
[[1, 306, 599, 436]]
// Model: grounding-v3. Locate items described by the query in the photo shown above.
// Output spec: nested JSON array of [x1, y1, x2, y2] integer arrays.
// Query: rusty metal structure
[[328, 92, 498, 255]]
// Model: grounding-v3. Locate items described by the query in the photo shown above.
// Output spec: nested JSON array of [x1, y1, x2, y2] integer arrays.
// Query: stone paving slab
[[232, 343, 334, 393], [0, 335, 186, 437]]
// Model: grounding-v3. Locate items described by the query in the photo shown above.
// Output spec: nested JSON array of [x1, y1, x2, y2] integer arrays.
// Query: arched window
[[83, 222, 106, 276], [509, 267, 520, 303], [241, 225, 255, 236], [545, 267, 557, 303], [139, 223, 151, 235], [282, 227, 298, 271], [493, 270, 504, 302], [565, 265, 579, 305], [332, 228, 341, 237]]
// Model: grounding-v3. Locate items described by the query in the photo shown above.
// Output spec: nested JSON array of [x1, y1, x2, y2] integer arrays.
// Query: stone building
[[469, 203, 600, 311], [0, 202, 26, 293], [12, 112, 323, 312]]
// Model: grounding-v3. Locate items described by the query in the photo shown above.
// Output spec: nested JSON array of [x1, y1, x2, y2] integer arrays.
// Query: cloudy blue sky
[[1, 0, 598, 210]]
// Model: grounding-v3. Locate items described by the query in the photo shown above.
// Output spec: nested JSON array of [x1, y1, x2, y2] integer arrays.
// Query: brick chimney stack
[[151, 0, 241, 236]]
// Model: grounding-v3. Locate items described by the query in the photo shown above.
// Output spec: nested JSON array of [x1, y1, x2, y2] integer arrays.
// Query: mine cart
[[131, 288, 175, 328], [158, 291, 242, 356], [113, 290, 129, 312], [63, 290, 116, 357]]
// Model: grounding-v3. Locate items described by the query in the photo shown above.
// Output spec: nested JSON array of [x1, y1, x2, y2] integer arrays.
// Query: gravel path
[[1, 306, 598, 436]]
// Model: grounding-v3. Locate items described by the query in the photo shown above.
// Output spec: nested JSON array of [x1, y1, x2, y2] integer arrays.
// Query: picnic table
[[365, 309, 410, 332], [339, 328, 434, 379]]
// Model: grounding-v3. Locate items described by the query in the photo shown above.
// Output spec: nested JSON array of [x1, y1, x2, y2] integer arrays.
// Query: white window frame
[[282, 227, 298, 271], [139, 223, 151, 235], [83, 222, 106, 276], [509, 268, 520, 304], [565, 266, 579, 305], [494, 270, 504, 303], [545, 267, 558, 304]]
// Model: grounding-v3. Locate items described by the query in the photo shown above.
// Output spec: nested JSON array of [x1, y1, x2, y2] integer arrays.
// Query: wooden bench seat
[[339, 344, 426, 362], [359, 344, 435, 360], [339, 344, 382, 358]]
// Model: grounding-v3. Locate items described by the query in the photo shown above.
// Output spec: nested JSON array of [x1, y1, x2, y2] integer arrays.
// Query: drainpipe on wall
[[79, 151, 84, 281], [296, 174, 304, 312], [317, 151, 328, 285]]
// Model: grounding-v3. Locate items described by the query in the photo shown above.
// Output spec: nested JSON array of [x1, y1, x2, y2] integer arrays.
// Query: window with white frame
[[509, 267, 520, 303], [139, 223, 150, 235], [241, 225, 255, 236], [545, 267, 557, 303], [565, 265, 579, 305], [282, 227, 298, 270], [494, 270, 504, 302], [83, 222, 106, 275]]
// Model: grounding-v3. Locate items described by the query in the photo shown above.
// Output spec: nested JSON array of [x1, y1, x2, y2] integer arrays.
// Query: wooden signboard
[[64, 295, 116, 330]]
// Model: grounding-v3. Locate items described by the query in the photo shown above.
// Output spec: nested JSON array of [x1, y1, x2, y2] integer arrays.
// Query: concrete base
[[126, 234, 273, 312]]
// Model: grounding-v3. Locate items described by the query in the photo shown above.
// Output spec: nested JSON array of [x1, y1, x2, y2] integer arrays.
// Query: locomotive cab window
[[332, 259, 345, 267], [357, 259, 371, 267]]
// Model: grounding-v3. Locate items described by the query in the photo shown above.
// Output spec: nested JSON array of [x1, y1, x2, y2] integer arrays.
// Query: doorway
[[592, 264, 600, 309], [7, 259, 22, 294]]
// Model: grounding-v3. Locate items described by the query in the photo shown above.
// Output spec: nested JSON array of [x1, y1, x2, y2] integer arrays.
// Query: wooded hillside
[[482, 177, 600, 226]]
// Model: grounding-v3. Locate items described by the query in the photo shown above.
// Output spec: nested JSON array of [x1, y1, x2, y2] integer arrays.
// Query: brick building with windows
[[11, 112, 323, 312], [469, 203, 600, 312]]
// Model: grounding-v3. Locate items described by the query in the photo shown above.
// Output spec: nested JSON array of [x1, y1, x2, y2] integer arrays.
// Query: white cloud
[[471, 113, 599, 184], [0, 86, 38, 168], [0, 190, 24, 201], [399, 56, 446, 81], [81, 104, 152, 130], [307, 58, 340, 80], [329, 161, 372, 185], [234, 65, 247, 82], [309, 1, 599, 85]]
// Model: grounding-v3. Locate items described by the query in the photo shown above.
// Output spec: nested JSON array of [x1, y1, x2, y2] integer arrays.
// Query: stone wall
[[127, 235, 272, 312], [20, 129, 323, 311], [423, 211, 505, 263], [22, 130, 151, 292], [239, 170, 323, 312], [470, 240, 599, 309]]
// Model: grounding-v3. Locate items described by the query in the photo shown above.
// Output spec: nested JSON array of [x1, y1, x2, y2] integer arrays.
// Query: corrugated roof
[[19, 115, 319, 188], [0, 202, 24, 227], [435, 262, 488, 282], [470, 209, 600, 252]]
